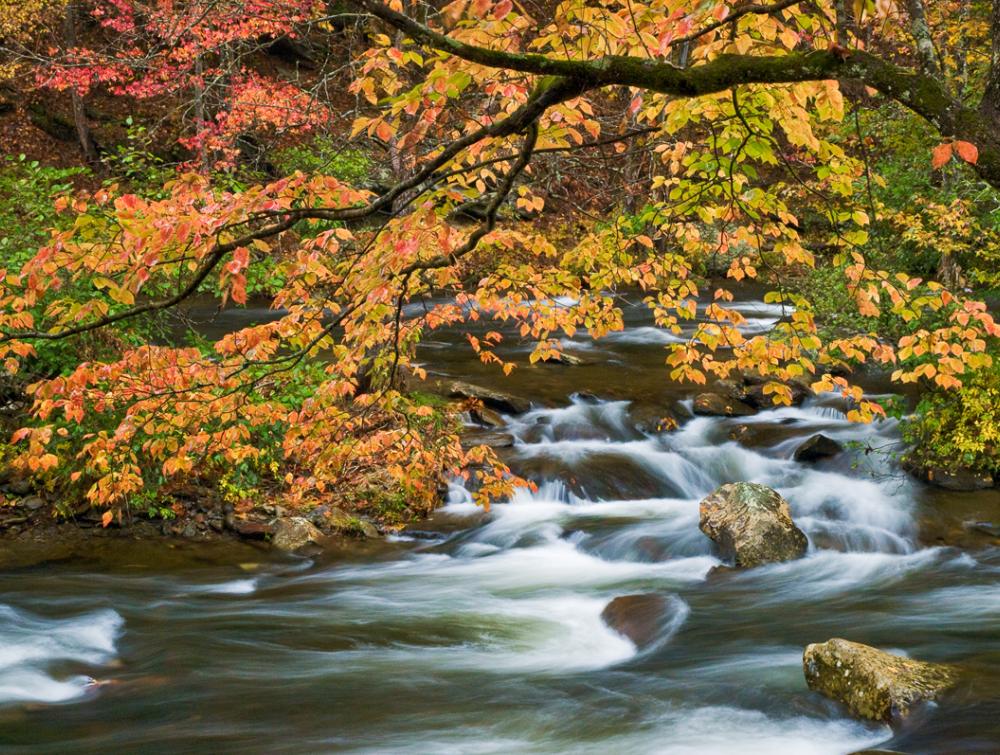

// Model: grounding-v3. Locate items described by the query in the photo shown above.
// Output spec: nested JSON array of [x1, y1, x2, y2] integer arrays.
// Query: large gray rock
[[803, 638, 957, 722], [271, 516, 324, 551], [698, 482, 808, 568]]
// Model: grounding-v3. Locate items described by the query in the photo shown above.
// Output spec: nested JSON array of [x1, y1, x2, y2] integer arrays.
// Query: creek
[[1, 292, 998, 753]]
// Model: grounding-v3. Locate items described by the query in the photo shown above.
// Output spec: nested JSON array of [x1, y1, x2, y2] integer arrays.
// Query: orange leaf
[[931, 142, 952, 169], [101, 510, 113, 528], [954, 140, 979, 165], [375, 120, 394, 142]]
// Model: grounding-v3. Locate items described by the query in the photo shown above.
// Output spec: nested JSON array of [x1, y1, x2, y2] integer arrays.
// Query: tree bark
[[62, 1, 99, 165], [902, 0, 943, 79], [981, 0, 1000, 123], [352, 0, 1000, 191]]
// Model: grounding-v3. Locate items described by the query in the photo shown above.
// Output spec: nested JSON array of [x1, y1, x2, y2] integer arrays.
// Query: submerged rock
[[693, 392, 756, 417], [698, 482, 808, 568], [967, 520, 1000, 538], [600, 593, 677, 649], [271, 517, 324, 551], [793, 433, 844, 463], [803, 638, 957, 722]]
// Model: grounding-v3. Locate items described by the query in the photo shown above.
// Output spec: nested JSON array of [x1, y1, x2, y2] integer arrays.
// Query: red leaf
[[493, 0, 512, 19], [931, 142, 952, 169], [954, 140, 979, 165]]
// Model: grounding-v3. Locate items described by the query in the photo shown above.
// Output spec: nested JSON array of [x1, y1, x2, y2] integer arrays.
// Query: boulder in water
[[600, 593, 678, 649], [693, 392, 756, 417], [698, 482, 808, 568], [739, 371, 811, 408], [538, 351, 585, 366], [728, 422, 804, 448], [271, 517, 324, 551], [438, 380, 530, 415], [794, 434, 844, 463], [468, 405, 505, 428], [803, 638, 957, 722]]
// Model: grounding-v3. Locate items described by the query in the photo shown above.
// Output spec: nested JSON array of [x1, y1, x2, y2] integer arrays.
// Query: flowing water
[[1, 294, 999, 753]]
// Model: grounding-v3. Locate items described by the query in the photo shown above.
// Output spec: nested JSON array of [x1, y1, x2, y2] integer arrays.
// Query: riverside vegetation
[[0, 1, 999, 751], [0, 0, 997, 533]]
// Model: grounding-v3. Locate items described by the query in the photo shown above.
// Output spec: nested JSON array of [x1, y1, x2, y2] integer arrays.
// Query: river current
[[1, 295, 998, 753]]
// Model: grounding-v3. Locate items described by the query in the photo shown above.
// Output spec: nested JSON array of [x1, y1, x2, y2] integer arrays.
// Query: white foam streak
[[0, 605, 123, 705]]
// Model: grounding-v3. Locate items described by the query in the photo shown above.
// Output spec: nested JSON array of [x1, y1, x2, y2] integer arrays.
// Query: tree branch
[[400, 120, 539, 275], [0, 215, 301, 343], [982, 0, 1000, 122], [1, 76, 580, 346], [353, 0, 1000, 189], [902, 0, 943, 80], [669, 0, 805, 49]]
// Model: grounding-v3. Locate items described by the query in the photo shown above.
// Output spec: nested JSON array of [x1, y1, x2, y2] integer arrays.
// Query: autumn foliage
[[0, 0, 998, 518]]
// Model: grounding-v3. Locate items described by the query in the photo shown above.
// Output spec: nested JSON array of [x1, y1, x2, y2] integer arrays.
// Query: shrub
[[903, 355, 1000, 476]]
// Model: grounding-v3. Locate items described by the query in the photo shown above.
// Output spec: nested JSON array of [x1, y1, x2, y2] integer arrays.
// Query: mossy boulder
[[310, 506, 380, 538], [698, 482, 808, 568], [271, 517, 324, 551], [803, 638, 957, 722]]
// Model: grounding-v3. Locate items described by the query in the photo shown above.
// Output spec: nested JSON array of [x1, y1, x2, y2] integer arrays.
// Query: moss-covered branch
[[354, 0, 1000, 190]]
